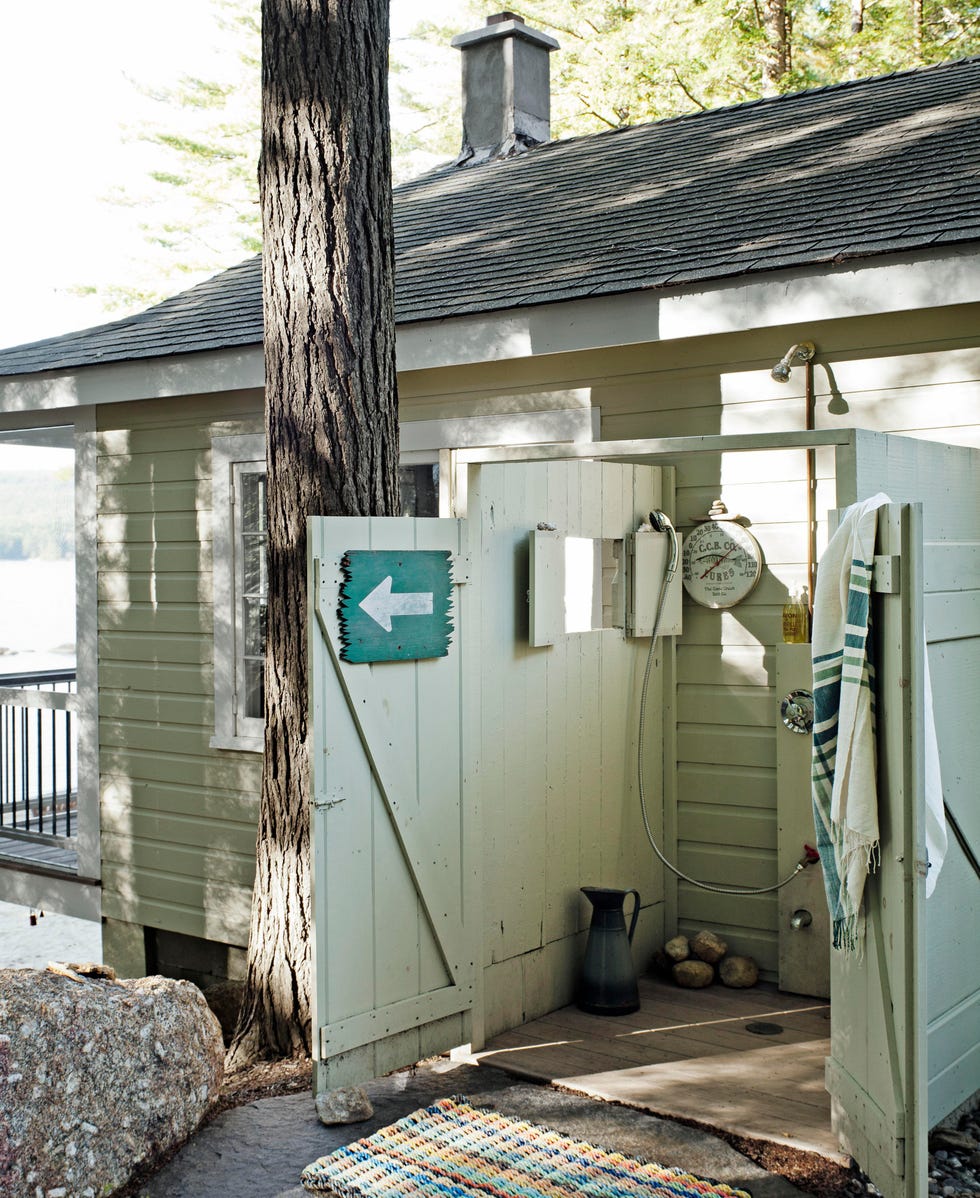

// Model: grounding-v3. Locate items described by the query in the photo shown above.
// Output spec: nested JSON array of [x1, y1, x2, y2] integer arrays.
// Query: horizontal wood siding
[[97, 393, 264, 947]]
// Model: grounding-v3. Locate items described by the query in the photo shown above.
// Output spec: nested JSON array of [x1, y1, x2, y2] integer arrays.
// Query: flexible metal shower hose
[[636, 519, 805, 896]]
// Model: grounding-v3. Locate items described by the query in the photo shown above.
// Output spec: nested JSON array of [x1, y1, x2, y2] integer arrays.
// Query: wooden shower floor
[[469, 975, 842, 1162]]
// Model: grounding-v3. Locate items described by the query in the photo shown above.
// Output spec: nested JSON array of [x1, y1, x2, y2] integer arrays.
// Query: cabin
[[0, 17, 976, 1195]]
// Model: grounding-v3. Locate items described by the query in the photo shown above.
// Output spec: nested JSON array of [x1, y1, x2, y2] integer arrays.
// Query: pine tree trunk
[[761, 0, 789, 94], [227, 0, 400, 1070]]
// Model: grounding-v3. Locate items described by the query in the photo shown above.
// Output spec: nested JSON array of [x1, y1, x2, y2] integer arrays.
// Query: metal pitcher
[[576, 886, 641, 1015]]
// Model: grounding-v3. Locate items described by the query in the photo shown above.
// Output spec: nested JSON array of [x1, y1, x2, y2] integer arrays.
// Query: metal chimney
[[451, 12, 559, 165]]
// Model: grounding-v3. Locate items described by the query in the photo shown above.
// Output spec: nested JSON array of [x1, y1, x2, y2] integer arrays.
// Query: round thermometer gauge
[[682, 521, 763, 609]]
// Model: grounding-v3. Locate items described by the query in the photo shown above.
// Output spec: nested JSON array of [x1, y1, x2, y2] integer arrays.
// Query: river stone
[[673, 959, 715, 988], [664, 935, 690, 962], [315, 1085, 375, 1125], [690, 930, 728, 964], [719, 954, 760, 988], [0, 966, 223, 1196]]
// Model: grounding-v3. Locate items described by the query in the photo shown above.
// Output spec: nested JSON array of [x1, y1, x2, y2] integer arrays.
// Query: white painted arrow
[[359, 575, 433, 632]]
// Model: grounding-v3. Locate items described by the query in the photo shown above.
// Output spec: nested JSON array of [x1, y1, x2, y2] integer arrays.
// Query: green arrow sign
[[338, 550, 454, 663]]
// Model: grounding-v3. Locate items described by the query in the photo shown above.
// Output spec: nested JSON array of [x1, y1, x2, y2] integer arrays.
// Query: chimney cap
[[451, 14, 558, 53]]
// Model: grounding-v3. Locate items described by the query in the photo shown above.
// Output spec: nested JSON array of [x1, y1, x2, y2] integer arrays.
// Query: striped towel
[[811, 494, 890, 951]]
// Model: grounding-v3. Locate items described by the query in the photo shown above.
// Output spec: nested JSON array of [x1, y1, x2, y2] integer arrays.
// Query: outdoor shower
[[771, 340, 818, 607], [770, 341, 815, 382], [636, 510, 816, 896]]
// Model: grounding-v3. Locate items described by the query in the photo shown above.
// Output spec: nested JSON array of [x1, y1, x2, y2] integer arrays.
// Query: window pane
[[240, 470, 266, 533], [243, 534, 267, 596], [399, 464, 439, 517], [243, 596, 267, 657], [242, 657, 264, 720]]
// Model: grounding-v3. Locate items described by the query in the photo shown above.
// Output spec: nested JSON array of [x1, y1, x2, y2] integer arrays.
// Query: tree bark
[[761, 0, 790, 94], [228, 0, 400, 1069]]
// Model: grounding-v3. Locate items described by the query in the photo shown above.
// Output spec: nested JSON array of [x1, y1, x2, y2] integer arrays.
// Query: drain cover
[[745, 1021, 784, 1036]]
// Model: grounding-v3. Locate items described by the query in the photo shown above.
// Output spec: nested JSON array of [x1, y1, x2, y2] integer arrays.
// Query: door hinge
[[872, 554, 900, 594], [232, 691, 239, 716], [452, 553, 472, 585]]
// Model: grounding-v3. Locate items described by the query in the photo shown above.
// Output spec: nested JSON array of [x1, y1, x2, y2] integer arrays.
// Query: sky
[[0, 0, 467, 350]]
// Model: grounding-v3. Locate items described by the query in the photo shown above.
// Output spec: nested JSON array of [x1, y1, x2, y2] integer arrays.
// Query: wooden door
[[825, 502, 927, 1198], [308, 515, 475, 1091]]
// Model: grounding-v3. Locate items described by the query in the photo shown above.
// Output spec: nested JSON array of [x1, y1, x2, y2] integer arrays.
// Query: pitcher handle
[[626, 889, 641, 943]]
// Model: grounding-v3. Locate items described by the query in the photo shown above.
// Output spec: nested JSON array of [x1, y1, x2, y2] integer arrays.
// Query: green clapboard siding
[[97, 397, 263, 948]]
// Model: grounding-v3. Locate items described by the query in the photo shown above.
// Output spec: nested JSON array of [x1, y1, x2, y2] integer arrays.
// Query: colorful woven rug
[[301, 1096, 752, 1198]]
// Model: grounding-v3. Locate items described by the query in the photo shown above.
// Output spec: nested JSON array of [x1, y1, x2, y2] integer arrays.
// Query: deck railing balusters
[[0, 669, 77, 843], [20, 714, 28, 831], [64, 709, 72, 837]]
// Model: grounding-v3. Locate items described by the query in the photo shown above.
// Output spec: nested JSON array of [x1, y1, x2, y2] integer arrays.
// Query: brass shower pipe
[[770, 342, 817, 614]]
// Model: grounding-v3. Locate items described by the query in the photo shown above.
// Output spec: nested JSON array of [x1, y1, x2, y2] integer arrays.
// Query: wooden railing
[[0, 670, 78, 841]]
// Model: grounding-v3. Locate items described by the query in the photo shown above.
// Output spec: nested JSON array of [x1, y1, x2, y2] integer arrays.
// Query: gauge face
[[682, 521, 763, 609]]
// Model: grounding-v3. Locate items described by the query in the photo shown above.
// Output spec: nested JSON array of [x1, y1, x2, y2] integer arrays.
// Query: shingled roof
[[3, 56, 979, 378]]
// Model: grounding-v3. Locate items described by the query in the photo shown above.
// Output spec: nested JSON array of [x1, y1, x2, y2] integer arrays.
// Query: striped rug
[[301, 1096, 752, 1198]]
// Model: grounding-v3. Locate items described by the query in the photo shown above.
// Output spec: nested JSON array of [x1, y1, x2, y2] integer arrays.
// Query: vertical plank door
[[308, 516, 476, 1092], [825, 502, 926, 1198]]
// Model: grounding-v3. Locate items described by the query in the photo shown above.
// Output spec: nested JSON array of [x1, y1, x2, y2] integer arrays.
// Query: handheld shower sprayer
[[649, 510, 679, 577]]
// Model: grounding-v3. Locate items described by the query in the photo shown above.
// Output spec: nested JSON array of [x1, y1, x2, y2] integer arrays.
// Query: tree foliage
[[82, 0, 261, 312], [92, 0, 978, 312]]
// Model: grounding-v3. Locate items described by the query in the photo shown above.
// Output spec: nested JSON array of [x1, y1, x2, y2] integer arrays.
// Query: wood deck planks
[[0, 834, 78, 874], [474, 976, 841, 1161]]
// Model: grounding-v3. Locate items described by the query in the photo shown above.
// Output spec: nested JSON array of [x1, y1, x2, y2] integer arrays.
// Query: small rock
[[315, 1085, 374, 1125], [672, 959, 714, 988], [664, 935, 690, 962], [719, 955, 759, 988], [969, 1151, 980, 1169], [690, 930, 727, 964]]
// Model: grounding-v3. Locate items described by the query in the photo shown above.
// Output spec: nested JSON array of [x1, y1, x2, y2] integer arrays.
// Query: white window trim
[[209, 406, 599, 753], [211, 433, 265, 752]]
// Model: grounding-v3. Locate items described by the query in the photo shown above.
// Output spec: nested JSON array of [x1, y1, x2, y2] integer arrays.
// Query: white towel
[[812, 493, 946, 951]]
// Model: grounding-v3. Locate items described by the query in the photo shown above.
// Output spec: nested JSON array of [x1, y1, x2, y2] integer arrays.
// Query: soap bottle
[[782, 586, 810, 643]]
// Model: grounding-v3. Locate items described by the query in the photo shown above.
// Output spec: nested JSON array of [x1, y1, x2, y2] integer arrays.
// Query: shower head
[[770, 341, 815, 382]]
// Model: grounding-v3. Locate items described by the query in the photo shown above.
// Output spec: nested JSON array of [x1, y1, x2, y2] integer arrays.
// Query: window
[[234, 463, 268, 728], [211, 441, 440, 750], [211, 406, 596, 750], [211, 435, 265, 751]]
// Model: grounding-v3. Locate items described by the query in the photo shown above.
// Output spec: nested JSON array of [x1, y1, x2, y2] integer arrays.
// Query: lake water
[[0, 558, 76, 678]]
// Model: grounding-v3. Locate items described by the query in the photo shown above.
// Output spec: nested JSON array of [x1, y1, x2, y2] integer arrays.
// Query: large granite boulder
[[0, 964, 224, 1196]]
